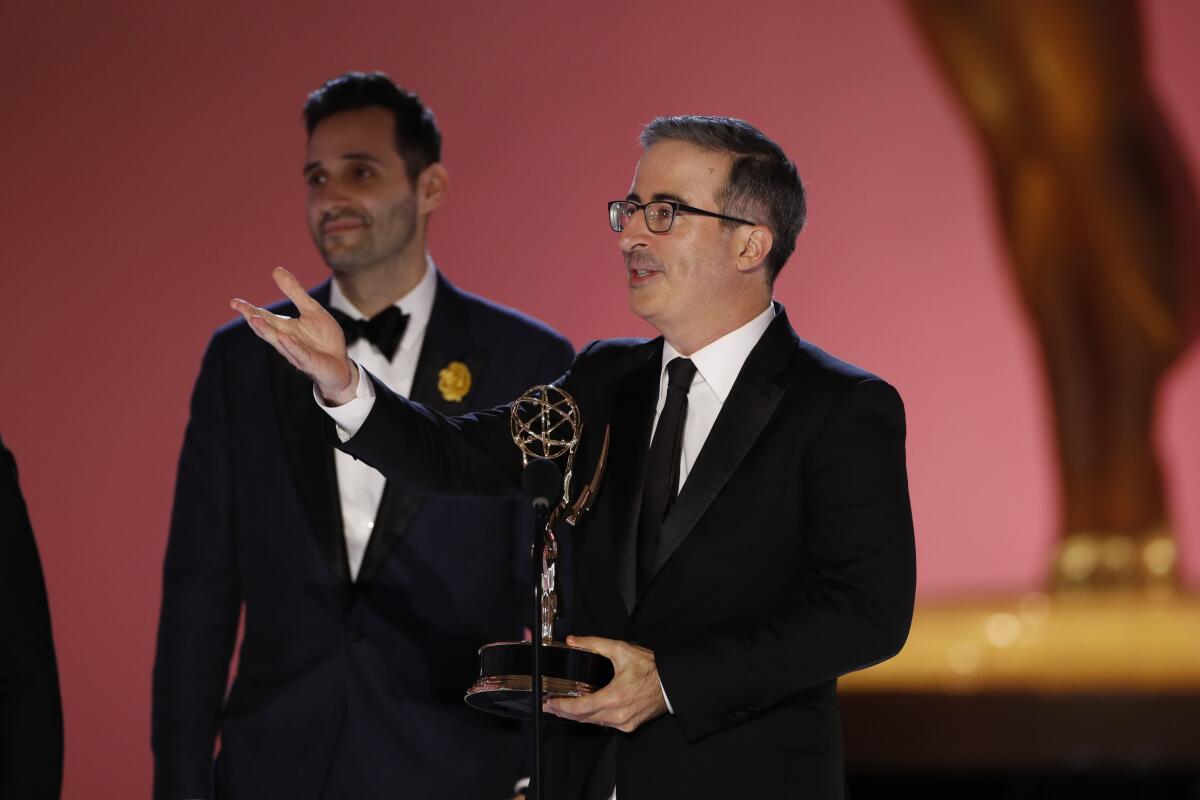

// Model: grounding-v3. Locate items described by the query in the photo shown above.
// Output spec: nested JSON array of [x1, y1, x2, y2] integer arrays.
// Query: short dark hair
[[303, 72, 441, 182], [640, 116, 806, 283]]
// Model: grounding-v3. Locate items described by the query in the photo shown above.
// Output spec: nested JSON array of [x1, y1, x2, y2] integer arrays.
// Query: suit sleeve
[[656, 378, 916, 742], [339, 338, 579, 497], [152, 338, 242, 800], [535, 335, 578, 398]]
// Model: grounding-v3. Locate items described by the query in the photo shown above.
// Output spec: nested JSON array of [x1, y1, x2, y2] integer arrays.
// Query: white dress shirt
[[328, 258, 437, 580], [652, 303, 776, 494]]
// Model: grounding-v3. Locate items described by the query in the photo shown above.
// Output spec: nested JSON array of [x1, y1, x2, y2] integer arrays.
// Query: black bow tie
[[328, 306, 409, 361]]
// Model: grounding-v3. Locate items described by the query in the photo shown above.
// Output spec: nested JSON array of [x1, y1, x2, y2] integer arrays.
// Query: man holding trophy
[[234, 116, 916, 799]]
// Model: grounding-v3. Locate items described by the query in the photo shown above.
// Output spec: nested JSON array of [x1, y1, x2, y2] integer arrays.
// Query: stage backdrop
[[2, 0, 1198, 796]]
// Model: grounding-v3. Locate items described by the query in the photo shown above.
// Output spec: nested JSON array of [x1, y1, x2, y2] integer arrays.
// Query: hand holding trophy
[[465, 384, 613, 719]]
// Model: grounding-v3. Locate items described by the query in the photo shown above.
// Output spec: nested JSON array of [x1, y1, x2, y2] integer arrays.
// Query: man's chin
[[627, 292, 663, 326], [319, 246, 370, 272]]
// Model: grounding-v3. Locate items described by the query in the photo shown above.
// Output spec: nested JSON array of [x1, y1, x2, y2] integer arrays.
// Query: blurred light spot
[[1060, 534, 1099, 581], [984, 613, 1022, 648], [1143, 537, 1177, 577], [947, 641, 982, 675]]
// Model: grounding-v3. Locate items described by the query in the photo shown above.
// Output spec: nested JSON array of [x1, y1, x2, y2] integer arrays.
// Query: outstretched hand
[[230, 267, 357, 405], [544, 636, 668, 733]]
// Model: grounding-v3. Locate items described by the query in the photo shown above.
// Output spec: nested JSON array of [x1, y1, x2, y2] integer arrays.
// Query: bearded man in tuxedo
[[152, 72, 574, 800]]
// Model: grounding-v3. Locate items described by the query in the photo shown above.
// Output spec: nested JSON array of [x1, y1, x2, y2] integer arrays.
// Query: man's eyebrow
[[652, 192, 688, 204], [339, 151, 383, 164], [625, 191, 689, 204], [302, 152, 384, 175]]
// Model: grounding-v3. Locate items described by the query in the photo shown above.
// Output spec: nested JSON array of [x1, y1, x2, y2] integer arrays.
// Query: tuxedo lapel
[[356, 274, 487, 585], [640, 311, 795, 597], [272, 281, 351, 584], [606, 341, 662, 614]]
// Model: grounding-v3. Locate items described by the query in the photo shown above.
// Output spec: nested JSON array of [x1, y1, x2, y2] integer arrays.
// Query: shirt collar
[[329, 256, 438, 354], [660, 303, 776, 403]]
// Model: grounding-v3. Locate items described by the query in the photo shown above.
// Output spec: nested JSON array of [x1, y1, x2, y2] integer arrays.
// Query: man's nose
[[312, 183, 351, 217], [618, 209, 652, 253]]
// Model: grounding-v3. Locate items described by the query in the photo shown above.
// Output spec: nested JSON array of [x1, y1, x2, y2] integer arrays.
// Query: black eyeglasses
[[608, 200, 758, 234]]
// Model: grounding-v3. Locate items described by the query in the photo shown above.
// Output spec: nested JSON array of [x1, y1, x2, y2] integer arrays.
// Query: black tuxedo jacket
[[152, 274, 574, 800], [0, 436, 64, 800], [342, 307, 916, 800]]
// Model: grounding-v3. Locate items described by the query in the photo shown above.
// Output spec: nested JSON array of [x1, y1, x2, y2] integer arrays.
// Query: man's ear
[[417, 163, 449, 214], [735, 226, 773, 274]]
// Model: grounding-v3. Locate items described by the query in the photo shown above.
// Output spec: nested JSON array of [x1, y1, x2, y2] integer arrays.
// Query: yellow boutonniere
[[438, 361, 472, 402]]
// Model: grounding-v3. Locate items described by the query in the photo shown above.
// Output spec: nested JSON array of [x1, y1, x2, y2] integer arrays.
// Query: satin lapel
[[641, 312, 795, 596], [356, 275, 486, 585], [272, 282, 350, 584], [607, 341, 663, 614]]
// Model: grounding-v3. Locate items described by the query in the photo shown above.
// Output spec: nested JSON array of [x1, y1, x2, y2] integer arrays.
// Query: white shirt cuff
[[660, 678, 674, 714], [313, 361, 376, 441]]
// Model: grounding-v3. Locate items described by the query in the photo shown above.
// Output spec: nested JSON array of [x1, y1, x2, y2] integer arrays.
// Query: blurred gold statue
[[906, 0, 1199, 590]]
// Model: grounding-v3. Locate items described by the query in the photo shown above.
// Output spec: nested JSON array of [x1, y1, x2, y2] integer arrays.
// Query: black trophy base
[[465, 640, 615, 720]]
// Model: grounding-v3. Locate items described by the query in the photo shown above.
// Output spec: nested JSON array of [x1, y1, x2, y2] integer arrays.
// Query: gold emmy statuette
[[464, 385, 614, 720]]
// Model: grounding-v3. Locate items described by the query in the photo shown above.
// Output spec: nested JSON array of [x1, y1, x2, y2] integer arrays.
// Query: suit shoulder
[[793, 337, 877, 380], [789, 337, 903, 404], [571, 337, 654, 369], [454, 288, 572, 352], [555, 337, 657, 393]]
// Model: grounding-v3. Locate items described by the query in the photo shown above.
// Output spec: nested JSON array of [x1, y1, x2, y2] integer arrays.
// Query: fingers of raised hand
[[232, 298, 289, 339], [230, 297, 272, 326], [272, 266, 324, 316], [230, 303, 276, 341], [228, 298, 308, 368]]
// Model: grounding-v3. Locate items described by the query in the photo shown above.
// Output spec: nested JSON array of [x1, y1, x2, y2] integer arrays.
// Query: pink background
[[2, 1, 1198, 795]]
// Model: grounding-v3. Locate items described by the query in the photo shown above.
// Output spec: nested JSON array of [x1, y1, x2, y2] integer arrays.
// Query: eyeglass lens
[[611, 201, 676, 233]]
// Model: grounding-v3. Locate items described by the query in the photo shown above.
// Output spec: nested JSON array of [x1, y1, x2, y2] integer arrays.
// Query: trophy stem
[[525, 461, 558, 800]]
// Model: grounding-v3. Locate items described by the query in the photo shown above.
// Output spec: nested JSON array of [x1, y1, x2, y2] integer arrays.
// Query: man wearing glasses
[[233, 115, 916, 799]]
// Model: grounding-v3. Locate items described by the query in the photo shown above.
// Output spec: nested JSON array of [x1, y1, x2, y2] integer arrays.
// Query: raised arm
[[232, 269, 537, 499]]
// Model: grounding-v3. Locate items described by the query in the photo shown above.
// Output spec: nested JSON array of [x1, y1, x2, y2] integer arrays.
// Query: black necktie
[[637, 357, 697, 593], [328, 306, 409, 361]]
